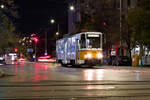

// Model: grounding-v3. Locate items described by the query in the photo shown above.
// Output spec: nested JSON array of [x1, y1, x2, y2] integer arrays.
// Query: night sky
[[14, 0, 68, 56], [15, 0, 68, 34]]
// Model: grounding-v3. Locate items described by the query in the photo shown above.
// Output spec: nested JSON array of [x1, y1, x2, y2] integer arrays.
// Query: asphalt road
[[1, 62, 150, 100]]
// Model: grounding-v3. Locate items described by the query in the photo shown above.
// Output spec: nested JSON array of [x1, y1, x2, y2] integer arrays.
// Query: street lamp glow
[[51, 19, 55, 24], [69, 5, 75, 11], [56, 32, 59, 36], [0, 4, 4, 9]]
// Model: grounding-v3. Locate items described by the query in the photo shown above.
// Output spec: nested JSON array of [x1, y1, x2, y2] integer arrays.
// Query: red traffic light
[[14, 48, 18, 52], [103, 22, 107, 26], [33, 37, 38, 43]]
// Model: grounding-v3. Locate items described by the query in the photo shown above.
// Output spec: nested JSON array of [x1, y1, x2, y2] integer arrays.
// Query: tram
[[56, 32, 103, 66]]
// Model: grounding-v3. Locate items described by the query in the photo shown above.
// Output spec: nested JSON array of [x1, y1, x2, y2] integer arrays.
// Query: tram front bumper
[[85, 59, 102, 65]]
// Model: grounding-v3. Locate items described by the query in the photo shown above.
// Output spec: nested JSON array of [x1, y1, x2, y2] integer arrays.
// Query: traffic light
[[103, 21, 107, 26], [33, 37, 38, 43], [14, 48, 18, 52]]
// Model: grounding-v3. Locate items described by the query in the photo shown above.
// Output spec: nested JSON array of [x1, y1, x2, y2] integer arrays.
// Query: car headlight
[[84, 53, 92, 59], [97, 53, 103, 59]]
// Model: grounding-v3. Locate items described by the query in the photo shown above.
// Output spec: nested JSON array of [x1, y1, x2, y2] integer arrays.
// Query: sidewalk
[[0, 63, 5, 77], [0, 69, 4, 77]]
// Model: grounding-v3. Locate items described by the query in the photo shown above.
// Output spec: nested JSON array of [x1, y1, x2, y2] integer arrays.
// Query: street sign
[[27, 48, 33, 53]]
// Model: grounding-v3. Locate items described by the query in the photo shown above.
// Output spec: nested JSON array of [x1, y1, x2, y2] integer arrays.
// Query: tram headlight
[[84, 53, 92, 59], [97, 53, 103, 59]]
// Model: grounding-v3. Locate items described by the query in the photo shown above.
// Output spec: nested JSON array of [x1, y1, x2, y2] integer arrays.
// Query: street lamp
[[50, 19, 55, 24], [0, 4, 4, 9], [69, 5, 75, 11], [56, 23, 59, 35], [56, 32, 59, 36]]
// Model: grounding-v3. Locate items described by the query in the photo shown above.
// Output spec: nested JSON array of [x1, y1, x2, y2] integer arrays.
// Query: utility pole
[[120, 0, 122, 56], [58, 24, 59, 34], [35, 43, 37, 62], [33, 36, 38, 61], [45, 31, 47, 55]]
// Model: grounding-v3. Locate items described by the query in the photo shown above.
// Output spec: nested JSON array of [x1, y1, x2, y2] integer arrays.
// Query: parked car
[[112, 56, 132, 66]]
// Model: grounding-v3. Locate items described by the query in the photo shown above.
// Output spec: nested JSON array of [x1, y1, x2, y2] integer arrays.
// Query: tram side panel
[[56, 34, 79, 64], [56, 39, 65, 62]]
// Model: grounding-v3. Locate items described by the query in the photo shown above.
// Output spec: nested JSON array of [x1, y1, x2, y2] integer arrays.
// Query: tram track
[[1, 81, 150, 100]]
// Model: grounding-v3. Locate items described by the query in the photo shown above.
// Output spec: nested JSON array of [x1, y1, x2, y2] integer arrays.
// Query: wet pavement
[[0, 69, 4, 77], [1, 62, 150, 99]]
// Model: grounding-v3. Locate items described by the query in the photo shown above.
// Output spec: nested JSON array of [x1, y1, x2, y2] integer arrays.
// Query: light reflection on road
[[83, 70, 104, 80], [136, 73, 140, 81], [33, 63, 51, 82], [2, 62, 150, 82], [19, 61, 25, 67]]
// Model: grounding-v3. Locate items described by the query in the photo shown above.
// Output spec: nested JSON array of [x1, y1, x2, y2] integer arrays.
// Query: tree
[[127, 6, 150, 57], [0, 0, 18, 54], [137, 0, 150, 10]]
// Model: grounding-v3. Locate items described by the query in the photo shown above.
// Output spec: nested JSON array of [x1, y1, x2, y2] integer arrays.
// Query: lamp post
[[120, 0, 122, 56], [50, 19, 58, 33], [50, 19, 60, 39], [44, 32, 47, 56], [33, 37, 38, 61], [68, 5, 75, 33], [44, 19, 56, 56]]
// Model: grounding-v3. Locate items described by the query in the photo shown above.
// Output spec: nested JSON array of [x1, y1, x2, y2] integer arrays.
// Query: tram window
[[87, 34, 101, 48], [81, 34, 85, 40], [80, 34, 86, 48]]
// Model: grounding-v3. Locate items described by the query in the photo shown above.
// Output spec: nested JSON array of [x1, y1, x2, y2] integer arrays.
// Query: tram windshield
[[80, 34, 101, 49], [87, 34, 101, 48]]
